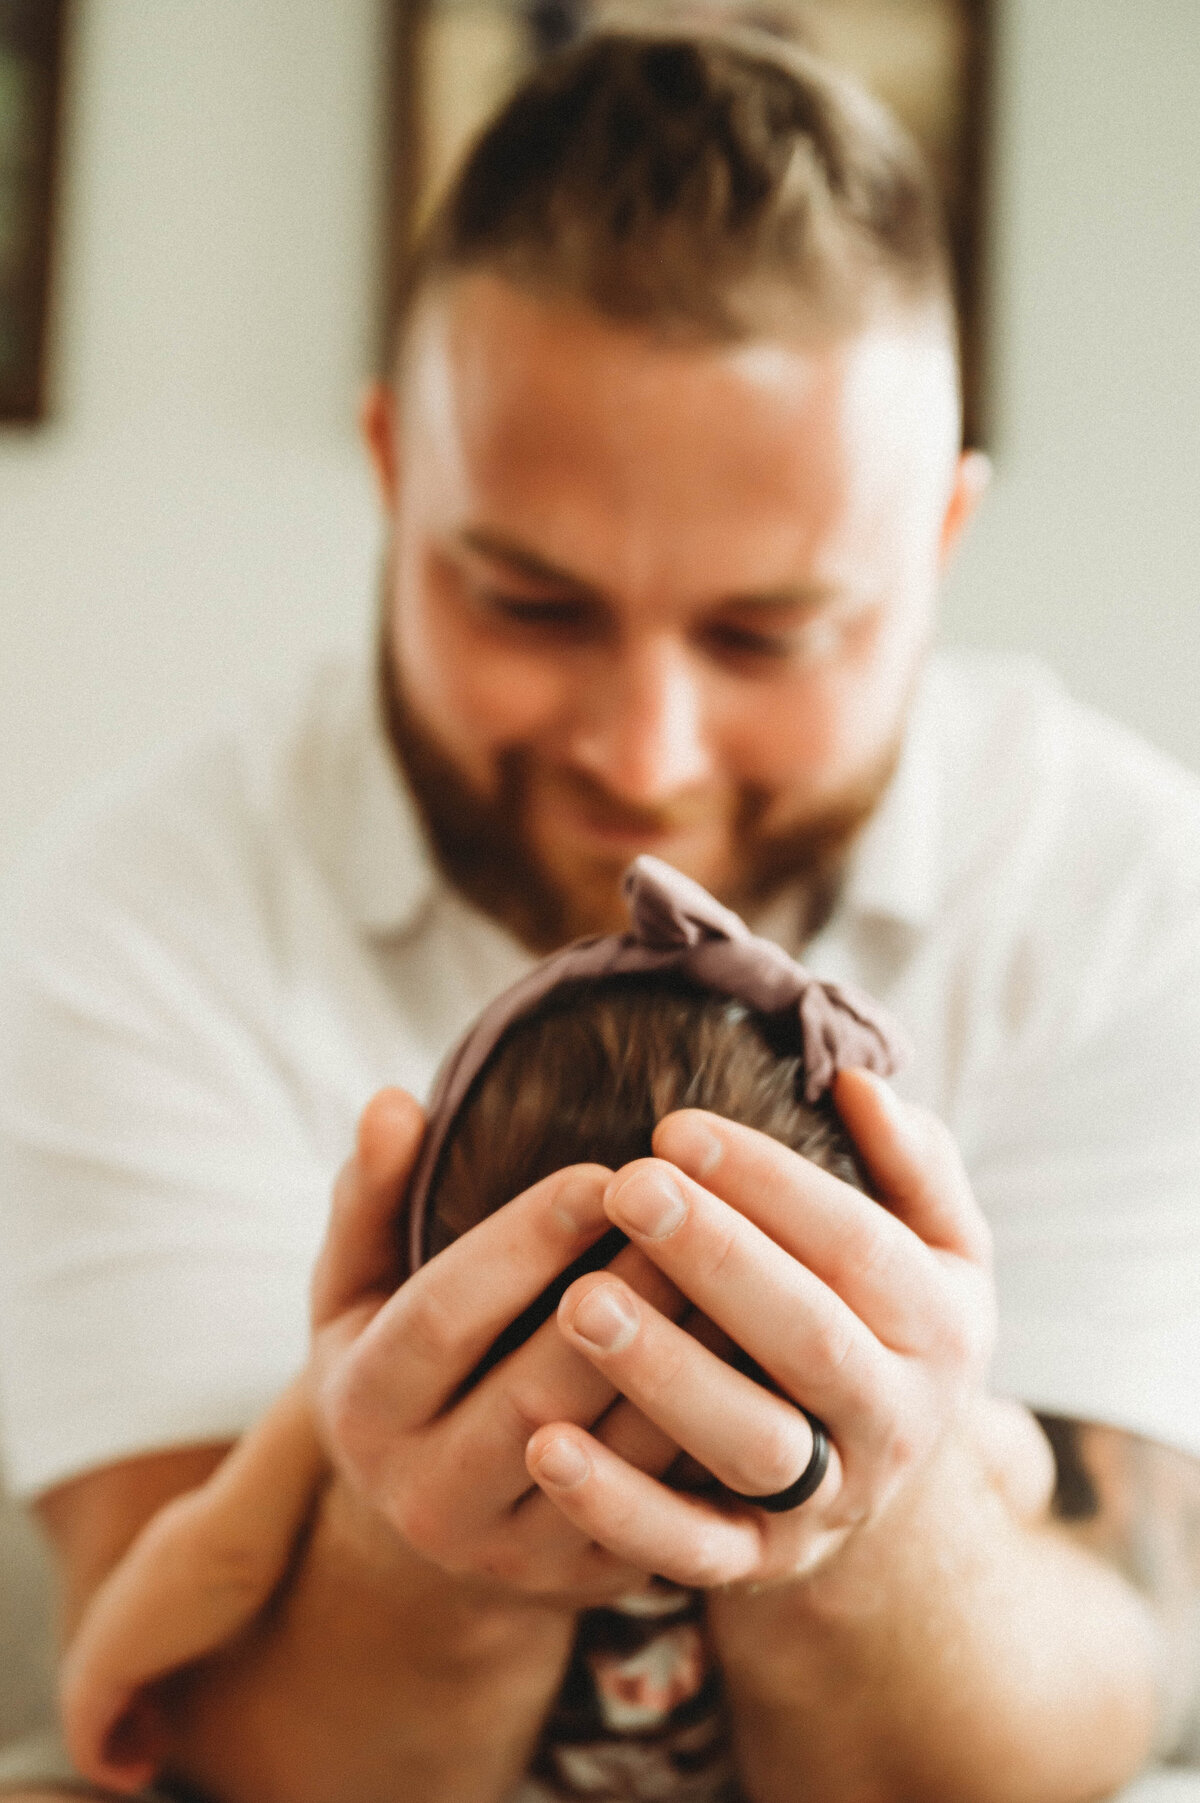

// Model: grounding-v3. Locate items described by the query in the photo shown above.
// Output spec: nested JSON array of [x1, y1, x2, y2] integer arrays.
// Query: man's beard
[[377, 623, 903, 954]]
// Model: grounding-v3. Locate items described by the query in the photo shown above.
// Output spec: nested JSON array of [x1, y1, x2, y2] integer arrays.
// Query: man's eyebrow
[[456, 528, 841, 613], [715, 585, 843, 614], [455, 528, 599, 592]]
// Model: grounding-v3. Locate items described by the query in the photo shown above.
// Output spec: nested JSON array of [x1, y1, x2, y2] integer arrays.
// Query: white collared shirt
[[2, 649, 1200, 1496]]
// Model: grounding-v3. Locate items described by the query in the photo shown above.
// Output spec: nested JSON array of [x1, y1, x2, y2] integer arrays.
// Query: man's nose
[[565, 639, 715, 806]]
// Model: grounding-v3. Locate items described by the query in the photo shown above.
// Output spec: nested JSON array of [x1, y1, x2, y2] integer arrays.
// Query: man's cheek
[[729, 687, 845, 799], [400, 613, 562, 768], [783, 642, 911, 781], [452, 658, 572, 765]]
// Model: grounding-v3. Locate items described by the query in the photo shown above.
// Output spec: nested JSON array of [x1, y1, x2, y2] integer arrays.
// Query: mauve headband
[[404, 854, 910, 1275]]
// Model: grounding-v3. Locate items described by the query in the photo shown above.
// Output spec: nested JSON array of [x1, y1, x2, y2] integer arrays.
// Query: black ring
[[728, 1410, 830, 1513]]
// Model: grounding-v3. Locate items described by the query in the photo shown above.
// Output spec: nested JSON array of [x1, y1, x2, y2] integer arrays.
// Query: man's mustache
[[531, 763, 733, 838]]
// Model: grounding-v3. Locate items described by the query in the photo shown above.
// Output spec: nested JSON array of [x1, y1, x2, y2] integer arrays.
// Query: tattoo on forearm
[[1036, 1413, 1200, 1761]]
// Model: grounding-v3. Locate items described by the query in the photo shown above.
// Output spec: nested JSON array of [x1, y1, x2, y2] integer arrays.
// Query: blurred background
[[1, 0, 1199, 874]]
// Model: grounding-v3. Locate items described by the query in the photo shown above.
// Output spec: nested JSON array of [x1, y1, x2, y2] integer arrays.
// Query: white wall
[[941, 0, 1200, 753], [0, 0, 386, 865], [2, 0, 1199, 874]]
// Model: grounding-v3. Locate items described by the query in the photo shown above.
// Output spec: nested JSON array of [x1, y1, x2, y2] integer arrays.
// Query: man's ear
[[360, 381, 402, 518], [939, 449, 991, 568]]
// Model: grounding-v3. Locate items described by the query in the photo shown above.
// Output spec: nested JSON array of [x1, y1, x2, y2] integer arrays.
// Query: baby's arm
[[59, 1373, 326, 1794]]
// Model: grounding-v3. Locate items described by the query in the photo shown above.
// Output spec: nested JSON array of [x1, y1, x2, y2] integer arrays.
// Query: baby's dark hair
[[426, 972, 867, 1262]]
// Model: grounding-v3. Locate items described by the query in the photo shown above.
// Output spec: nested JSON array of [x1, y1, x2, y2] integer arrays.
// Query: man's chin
[[530, 851, 653, 942], [528, 827, 735, 942]]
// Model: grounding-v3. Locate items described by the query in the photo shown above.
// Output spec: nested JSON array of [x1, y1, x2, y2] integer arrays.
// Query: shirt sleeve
[[970, 796, 1200, 1457], [0, 751, 331, 1498]]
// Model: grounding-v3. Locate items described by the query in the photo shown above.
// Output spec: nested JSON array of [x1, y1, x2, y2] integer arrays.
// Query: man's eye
[[483, 593, 599, 636], [702, 622, 796, 661], [703, 612, 856, 668]]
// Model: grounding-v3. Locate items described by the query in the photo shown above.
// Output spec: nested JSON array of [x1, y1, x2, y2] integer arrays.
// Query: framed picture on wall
[[383, 0, 992, 445], [0, 0, 68, 422]]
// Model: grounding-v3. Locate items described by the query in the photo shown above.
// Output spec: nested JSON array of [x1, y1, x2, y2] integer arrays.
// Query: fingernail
[[534, 1437, 590, 1489], [609, 1169, 687, 1240], [659, 1115, 724, 1178], [570, 1283, 639, 1352], [552, 1169, 604, 1236]]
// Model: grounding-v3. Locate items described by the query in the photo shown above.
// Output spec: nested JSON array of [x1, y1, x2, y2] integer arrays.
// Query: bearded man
[[3, 26, 1200, 1803]]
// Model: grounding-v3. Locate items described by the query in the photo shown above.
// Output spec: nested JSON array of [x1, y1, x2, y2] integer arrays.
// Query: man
[[3, 26, 1200, 1803]]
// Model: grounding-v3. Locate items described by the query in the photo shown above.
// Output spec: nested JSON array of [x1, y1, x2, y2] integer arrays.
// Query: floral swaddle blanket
[[520, 1582, 740, 1802]]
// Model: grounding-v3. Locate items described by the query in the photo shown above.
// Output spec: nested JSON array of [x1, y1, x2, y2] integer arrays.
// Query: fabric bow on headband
[[404, 855, 910, 1274]]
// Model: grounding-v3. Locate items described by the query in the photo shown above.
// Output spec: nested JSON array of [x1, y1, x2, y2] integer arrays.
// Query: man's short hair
[[396, 25, 955, 356]]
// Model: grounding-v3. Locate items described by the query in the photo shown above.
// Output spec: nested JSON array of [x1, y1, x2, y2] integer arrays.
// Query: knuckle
[[168, 1523, 282, 1612], [681, 1520, 734, 1590], [632, 1337, 689, 1409], [390, 1481, 456, 1563], [930, 1275, 995, 1371], [804, 1308, 858, 1379], [474, 1534, 535, 1588], [397, 1285, 462, 1370], [320, 1358, 388, 1485], [732, 1413, 810, 1496], [851, 1403, 919, 1500], [498, 1380, 567, 1445], [876, 1416, 921, 1481], [843, 1214, 900, 1294], [702, 1218, 741, 1284], [199, 1541, 281, 1610], [142, 1496, 278, 1612]]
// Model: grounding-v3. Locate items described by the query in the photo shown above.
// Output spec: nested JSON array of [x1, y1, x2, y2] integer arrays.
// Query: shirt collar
[[836, 657, 943, 932], [338, 661, 441, 937]]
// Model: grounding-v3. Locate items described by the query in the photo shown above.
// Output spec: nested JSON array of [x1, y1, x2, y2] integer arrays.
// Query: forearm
[[710, 1430, 1161, 1803], [164, 1476, 575, 1803], [61, 1380, 328, 1789]]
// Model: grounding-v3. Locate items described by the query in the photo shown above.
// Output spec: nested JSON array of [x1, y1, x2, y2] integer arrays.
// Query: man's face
[[367, 274, 981, 948]]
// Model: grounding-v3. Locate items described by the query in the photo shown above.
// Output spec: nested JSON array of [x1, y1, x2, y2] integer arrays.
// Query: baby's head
[[405, 858, 908, 1280], [426, 972, 865, 1260]]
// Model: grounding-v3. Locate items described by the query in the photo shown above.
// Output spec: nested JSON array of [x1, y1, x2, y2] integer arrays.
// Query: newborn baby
[[61, 858, 905, 1800]]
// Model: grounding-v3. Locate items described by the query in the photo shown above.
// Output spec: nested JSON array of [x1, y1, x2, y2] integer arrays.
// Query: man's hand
[[310, 1088, 688, 1602], [518, 1067, 996, 1588], [491, 1068, 1159, 1803]]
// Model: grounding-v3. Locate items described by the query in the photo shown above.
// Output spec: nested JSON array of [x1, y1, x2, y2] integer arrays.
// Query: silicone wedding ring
[[728, 1410, 830, 1514]]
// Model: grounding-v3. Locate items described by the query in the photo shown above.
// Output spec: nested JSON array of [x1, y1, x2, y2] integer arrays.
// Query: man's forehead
[[397, 273, 961, 585], [400, 272, 956, 427]]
